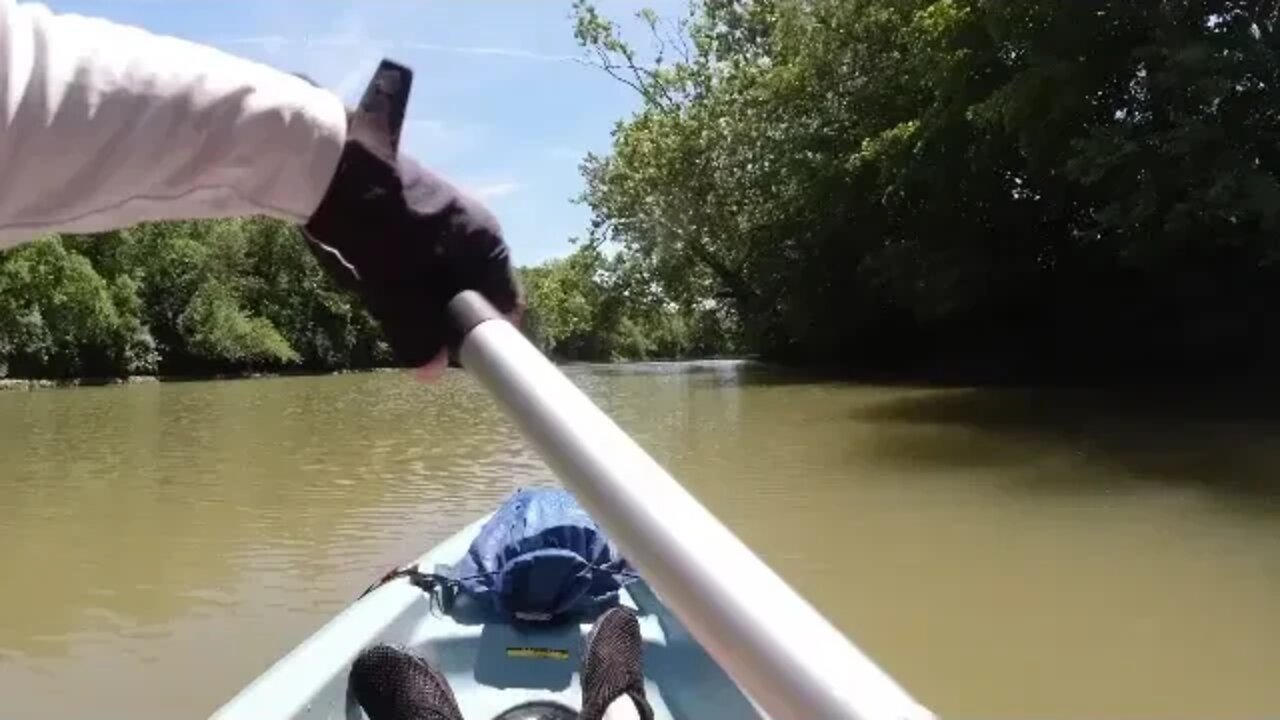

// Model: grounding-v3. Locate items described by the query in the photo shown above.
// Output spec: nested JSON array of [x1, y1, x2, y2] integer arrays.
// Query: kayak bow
[[445, 291, 932, 720], [213, 291, 934, 720]]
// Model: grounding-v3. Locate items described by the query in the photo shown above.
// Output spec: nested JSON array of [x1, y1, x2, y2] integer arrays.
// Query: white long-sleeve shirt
[[0, 0, 348, 249]]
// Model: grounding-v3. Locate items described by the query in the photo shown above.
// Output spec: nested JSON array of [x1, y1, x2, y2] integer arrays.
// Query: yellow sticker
[[506, 647, 570, 660]]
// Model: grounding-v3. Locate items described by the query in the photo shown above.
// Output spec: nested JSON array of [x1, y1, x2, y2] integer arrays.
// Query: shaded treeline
[[6, 0, 1279, 378], [0, 219, 391, 379], [0, 218, 722, 379], [572, 0, 1280, 379]]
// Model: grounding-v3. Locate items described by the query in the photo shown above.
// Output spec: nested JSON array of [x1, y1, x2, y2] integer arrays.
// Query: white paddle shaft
[[453, 293, 934, 720]]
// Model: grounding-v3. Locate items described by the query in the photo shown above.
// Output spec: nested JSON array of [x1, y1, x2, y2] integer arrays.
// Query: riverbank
[[5, 354, 1275, 393], [0, 355, 761, 391], [0, 376, 161, 391], [0, 367, 403, 391]]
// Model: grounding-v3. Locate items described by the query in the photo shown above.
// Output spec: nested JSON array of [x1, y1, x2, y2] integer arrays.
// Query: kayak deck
[[211, 517, 766, 720]]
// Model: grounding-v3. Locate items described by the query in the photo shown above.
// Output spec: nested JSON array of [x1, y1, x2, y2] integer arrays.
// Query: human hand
[[302, 60, 522, 376]]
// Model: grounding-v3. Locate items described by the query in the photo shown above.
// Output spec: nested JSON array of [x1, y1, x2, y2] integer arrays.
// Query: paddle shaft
[[450, 291, 933, 720]]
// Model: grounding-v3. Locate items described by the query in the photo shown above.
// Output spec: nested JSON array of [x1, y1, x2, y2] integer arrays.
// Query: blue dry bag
[[444, 488, 634, 623]]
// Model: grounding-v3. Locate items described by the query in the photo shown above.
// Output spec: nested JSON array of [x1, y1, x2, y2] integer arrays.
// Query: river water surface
[[1, 363, 1278, 718]]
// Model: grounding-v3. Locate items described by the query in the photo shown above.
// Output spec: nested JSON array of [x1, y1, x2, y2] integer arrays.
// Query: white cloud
[[465, 181, 524, 201], [219, 34, 290, 53], [217, 35, 577, 64], [546, 145, 586, 161], [402, 42, 577, 63], [401, 119, 488, 166], [217, 5, 392, 104], [334, 55, 381, 101], [405, 118, 448, 137]]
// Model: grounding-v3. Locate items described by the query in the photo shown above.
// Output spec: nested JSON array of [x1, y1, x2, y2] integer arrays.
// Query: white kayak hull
[[211, 516, 767, 720]]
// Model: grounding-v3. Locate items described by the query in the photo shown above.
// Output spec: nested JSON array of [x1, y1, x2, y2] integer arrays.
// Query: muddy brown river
[[1, 363, 1277, 718]]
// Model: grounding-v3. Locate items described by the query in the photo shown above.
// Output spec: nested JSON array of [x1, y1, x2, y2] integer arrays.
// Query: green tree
[[0, 237, 153, 378], [520, 245, 736, 361], [238, 217, 392, 370], [521, 248, 611, 358], [0, 217, 392, 378], [573, 0, 1280, 377], [178, 280, 299, 368]]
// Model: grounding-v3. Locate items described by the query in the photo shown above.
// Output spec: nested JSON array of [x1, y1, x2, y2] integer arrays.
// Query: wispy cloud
[[402, 119, 489, 166], [218, 36, 578, 64], [217, 4, 390, 103], [465, 181, 525, 201], [220, 34, 289, 50], [546, 145, 587, 162], [334, 56, 380, 101], [402, 42, 577, 63]]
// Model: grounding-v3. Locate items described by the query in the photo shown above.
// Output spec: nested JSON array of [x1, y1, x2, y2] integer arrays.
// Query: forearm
[[0, 1, 346, 249]]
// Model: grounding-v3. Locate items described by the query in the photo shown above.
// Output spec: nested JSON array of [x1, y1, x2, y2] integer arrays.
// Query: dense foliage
[[6, 0, 1277, 379], [574, 0, 1280, 378], [0, 219, 721, 379], [0, 219, 391, 379], [520, 245, 738, 361]]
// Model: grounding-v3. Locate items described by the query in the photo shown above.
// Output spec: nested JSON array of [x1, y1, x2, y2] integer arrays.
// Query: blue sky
[[42, 0, 687, 265]]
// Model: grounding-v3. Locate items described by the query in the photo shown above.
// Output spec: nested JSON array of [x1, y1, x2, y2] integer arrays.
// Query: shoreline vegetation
[[0, 219, 735, 385], [0, 367, 405, 392], [4, 2, 1279, 385], [0, 357, 763, 392], [561, 1, 1280, 381], [11, 355, 1280, 395]]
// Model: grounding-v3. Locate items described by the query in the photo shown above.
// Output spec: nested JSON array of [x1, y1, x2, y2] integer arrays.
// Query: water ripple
[[2, 369, 1280, 718]]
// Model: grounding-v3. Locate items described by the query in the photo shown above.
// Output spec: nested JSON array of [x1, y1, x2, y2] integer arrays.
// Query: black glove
[[302, 59, 522, 367]]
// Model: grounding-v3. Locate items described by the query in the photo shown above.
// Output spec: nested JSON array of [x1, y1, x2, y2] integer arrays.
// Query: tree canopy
[[573, 0, 1280, 378], [520, 244, 737, 361], [0, 220, 393, 379], [0, 219, 721, 379], [4, 0, 1278, 380]]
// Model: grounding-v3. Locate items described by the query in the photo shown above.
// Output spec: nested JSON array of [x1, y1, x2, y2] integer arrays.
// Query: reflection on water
[[1, 364, 1278, 718]]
